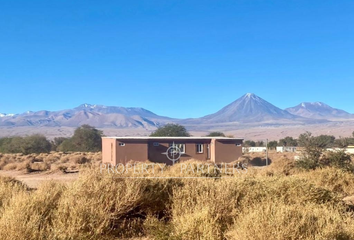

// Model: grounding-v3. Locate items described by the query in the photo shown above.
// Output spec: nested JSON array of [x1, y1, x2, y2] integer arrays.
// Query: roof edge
[[102, 136, 244, 140]]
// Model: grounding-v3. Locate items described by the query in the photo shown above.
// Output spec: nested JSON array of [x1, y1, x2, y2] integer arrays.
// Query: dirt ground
[[0, 170, 79, 188], [0, 151, 297, 188]]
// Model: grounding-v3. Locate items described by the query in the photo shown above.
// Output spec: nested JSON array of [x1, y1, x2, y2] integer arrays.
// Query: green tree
[[296, 132, 323, 170], [0, 137, 23, 153], [244, 140, 256, 147], [267, 141, 278, 150], [51, 137, 69, 151], [59, 125, 103, 152], [334, 137, 349, 148], [0, 135, 51, 154], [278, 137, 298, 146], [150, 124, 190, 137], [206, 132, 225, 137], [21, 134, 51, 154], [314, 135, 335, 148], [320, 150, 353, 171]]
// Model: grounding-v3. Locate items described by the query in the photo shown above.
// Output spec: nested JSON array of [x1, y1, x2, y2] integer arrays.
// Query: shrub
[[227, 201, 354, 240], [51, 169, 176, 239], [0, 176, 28, 209], [72, 155, 89, 164], [150, 124, 190, 137], [320, 150, 353, 171], [0, 182, 64, 240], [206, 132, 225, 137]]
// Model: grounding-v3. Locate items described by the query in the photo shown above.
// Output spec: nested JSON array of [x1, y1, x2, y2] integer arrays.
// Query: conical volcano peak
[[244, 93, 255, 98], [201, 93, 296, 123], [242, 93, 262, 102]]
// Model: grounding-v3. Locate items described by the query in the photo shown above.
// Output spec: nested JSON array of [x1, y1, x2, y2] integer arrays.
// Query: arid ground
[[0, 151, 354, 239], [1, 120, 354, 141]]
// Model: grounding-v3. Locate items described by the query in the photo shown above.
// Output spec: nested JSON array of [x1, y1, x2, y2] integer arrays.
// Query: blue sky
[[1, 0, 353, 118]]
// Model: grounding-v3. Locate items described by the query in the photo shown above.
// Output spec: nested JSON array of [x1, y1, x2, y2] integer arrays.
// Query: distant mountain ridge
[[285, 102, 353, 119], [0, 94, 353, 129], [0, 104, 173, 129]]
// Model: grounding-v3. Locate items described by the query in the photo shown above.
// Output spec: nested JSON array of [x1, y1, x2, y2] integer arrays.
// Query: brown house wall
[[116, 140, 148, 164], [147, 140, 211, 165], [214, 140, 243, 163], [102, 138, 243, 166]]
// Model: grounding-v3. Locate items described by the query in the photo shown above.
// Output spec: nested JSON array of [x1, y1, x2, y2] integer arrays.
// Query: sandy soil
[[0, 170, 79, 188]]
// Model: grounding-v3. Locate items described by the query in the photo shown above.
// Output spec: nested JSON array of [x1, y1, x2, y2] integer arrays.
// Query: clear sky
[[1, 0, 353, 118]]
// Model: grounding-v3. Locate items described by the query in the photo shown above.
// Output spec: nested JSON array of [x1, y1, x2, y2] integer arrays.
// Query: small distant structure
[[242, 147, 267, 153], [276, 146, 297, 153], [327, 146, 354, 154], [347, 146, 354, 154]]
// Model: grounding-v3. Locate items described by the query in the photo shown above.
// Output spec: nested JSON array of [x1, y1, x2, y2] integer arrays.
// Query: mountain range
[[0, 93, 353, 130]]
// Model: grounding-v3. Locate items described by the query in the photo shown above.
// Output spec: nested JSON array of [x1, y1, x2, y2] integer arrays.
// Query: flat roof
[[102, 136, 243, 140]]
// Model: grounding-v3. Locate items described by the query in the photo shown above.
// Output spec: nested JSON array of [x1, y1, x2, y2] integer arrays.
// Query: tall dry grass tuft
[[297, 167, 354, 197], [0, 182, 64, 240], [0, 176, 27, 210], [51, 168, 179, 239], [0, 159, 353, 239], [170, 179, 240, 240], [226, 201, 354, 240]]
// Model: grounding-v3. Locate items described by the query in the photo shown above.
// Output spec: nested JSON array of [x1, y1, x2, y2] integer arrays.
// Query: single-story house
[[242, 147, 267, 153], [102, 137, 243, 165], [276, 146, 297, 153], [326, 146, 354, 154]]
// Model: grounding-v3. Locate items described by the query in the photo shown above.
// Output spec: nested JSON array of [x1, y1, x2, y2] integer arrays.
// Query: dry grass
[[0, 152, 101, 173], [0, 152, 354, 239]]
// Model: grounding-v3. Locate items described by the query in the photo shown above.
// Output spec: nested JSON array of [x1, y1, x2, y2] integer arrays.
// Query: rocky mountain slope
[[286, 102, 353, 120]]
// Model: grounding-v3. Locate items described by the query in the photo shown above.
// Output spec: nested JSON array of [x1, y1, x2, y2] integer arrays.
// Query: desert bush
[[51, 168, 177, 239], [226, 201, 354, 240], [28, 162, 50, 172], [72, 155, 90, 164], [16, 160, 31, 171], [0, 135, 51, 154], [267, 157, 297, 176], [56, 165, 68, 173], [171, 179, 239, 240], [320, 150, 353, 171], [2, 163, 17, 171], [0, 182, 64, 240], [297, 167, 354, 196], [0, 176, 27, 209]]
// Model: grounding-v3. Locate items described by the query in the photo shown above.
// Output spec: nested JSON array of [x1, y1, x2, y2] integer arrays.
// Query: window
[[196, 143, 203, 153], [118, 142, 125, 146], [169, 143, 185, 153], [153, 142, 159, 147]]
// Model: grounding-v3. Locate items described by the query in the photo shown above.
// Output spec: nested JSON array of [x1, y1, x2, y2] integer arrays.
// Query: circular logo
[[163, 145, 182, 164]]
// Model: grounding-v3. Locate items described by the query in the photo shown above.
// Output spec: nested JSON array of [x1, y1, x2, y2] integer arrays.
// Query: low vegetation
[[0, 152, 101, 173], [0, 152, 353, 239], [0, 125, 103, 155], [0, 129, 354, 239], [150, 123, 191, 137]]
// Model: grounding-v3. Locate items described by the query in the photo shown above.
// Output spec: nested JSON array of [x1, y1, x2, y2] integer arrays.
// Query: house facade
[[242, 147, 267, 153], [276, 146, 297, 153], [102, 137, 243, 165]]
